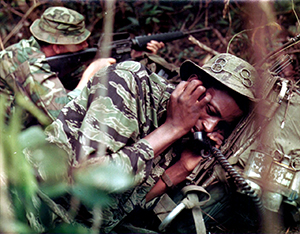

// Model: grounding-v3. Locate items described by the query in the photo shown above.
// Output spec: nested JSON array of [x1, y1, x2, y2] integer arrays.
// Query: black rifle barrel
[[132, 28, 211, 50]]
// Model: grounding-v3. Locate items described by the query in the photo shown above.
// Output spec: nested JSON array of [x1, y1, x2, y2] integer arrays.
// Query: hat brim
[[180, 60, 255, 100], [30, 19, 91, 45], [180, 59, 227, 91], [180, 60, 210, 81]]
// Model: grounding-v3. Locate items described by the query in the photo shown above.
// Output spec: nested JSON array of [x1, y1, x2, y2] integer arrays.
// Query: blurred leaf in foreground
[[72, 164, 135, 208]]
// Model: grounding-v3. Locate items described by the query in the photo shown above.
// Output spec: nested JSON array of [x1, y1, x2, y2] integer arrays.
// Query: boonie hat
[[180, 53, 258, 100], [30, 6, 90, 45]]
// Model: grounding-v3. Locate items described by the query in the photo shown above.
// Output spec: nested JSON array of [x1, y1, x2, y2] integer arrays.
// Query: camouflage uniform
[[0, 36, 72, 125], [45, 54, 259, 232], [45, 61, 175, 232], [0, 7, 90, 127]]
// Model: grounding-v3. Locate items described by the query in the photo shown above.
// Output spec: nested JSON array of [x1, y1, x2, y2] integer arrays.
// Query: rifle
[[45, 28, 210, 82]]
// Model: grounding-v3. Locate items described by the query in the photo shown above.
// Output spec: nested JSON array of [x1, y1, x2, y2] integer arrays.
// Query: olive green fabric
[[228, 84, 300, 176], [30, 6, 90, 45], [220, 76, 300, 233], [180, 53, 258, 100]]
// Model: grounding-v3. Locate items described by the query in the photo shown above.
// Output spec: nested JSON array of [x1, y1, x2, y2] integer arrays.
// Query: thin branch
[[188, 35, 219, 56], [292, 0, 300, 32], [213, 28, 234, 54], [0, 35, 4, 51], [1, 0, 24, 18], [227, 28, 252, 53], [2, 1, 42, 46]]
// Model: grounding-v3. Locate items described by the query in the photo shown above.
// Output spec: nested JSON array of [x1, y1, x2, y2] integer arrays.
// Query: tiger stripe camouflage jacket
[[45, 61, 176, 232]]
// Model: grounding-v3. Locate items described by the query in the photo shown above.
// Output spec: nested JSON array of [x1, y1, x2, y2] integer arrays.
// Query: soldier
[[0, 6, 164, 128], [45, 53, 258, 233]]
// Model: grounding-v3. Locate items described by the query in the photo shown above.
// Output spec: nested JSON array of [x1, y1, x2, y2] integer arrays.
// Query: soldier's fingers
[[182, 79, 206, 102], [187, 74, 203, 86], [171, 81, 189, 97], [147, 41, 164, 53], [207, 132, 224, 148], [107, 58, 117, 64], [150, 40, 164, 49]]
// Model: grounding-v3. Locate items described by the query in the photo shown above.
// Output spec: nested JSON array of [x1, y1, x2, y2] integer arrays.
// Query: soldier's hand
[[131, 40, 165, 58], [207, 131, 224, 148], [165, 79, 212, 137], [146, 40, 165, 54], [178, 147, 202, 172], [76, 58, 116, 90]]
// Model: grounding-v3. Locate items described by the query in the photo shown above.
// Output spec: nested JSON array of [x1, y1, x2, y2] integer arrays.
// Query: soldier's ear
[[52, 44, 61, 54], [187, 74, 198, 81]]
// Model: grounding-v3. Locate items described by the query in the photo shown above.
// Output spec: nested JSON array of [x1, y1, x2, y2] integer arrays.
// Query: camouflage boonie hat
[[30, 6, 90, 45], [180, 53, 258, 100]]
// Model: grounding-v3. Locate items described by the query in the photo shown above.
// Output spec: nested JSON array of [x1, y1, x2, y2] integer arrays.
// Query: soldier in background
[[0, 6, 164, 128]]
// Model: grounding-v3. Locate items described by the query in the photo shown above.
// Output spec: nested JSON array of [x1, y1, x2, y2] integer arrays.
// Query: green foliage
[[72, 164, 134, 208], [0, 94, 134, 233], [0, 95, 38, 233], [47, 222, 92, 234], [74, 164, 134, 194]]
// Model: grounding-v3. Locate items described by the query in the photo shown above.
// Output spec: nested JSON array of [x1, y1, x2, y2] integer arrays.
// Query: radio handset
[[192, 131, 212, 158]]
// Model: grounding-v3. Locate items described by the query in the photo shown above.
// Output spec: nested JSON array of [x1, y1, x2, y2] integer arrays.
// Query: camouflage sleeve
[[0, 37, 73, 124], [45, 61, 174, 184], [30, 62, 71, 120]]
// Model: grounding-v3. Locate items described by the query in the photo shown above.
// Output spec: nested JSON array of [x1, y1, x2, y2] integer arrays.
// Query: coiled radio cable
[[211, 146, 265, 219]]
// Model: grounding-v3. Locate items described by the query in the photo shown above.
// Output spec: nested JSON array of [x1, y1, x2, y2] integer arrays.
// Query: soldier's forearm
[[146, 161, 189, 202]]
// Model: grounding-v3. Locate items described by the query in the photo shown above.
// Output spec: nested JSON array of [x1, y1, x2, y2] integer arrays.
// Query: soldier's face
[[56, 40, 89, 54], [192, 87, 243, 135]]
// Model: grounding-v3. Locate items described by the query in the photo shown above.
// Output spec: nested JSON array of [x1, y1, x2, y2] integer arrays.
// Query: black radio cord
[[211, 147, 265, 220]]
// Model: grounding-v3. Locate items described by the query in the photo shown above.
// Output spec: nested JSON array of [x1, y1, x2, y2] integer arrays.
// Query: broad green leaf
[[127, 17, 139, 25], [18, 126, 47, 149], [72, 184, 111, 208], [0, 219, 34, 234], [148, 10, 163, 15], [74, 164, 134, 193], [39, 182, 69, 198], [141, 3, 154, 11], [27, 143, 69, 183], [152, 17, 160, 23], [183, 5, 193, 10], [48, 222, 92, 234], [159, 5, 174, 11], [145, 17, 152, 25]]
